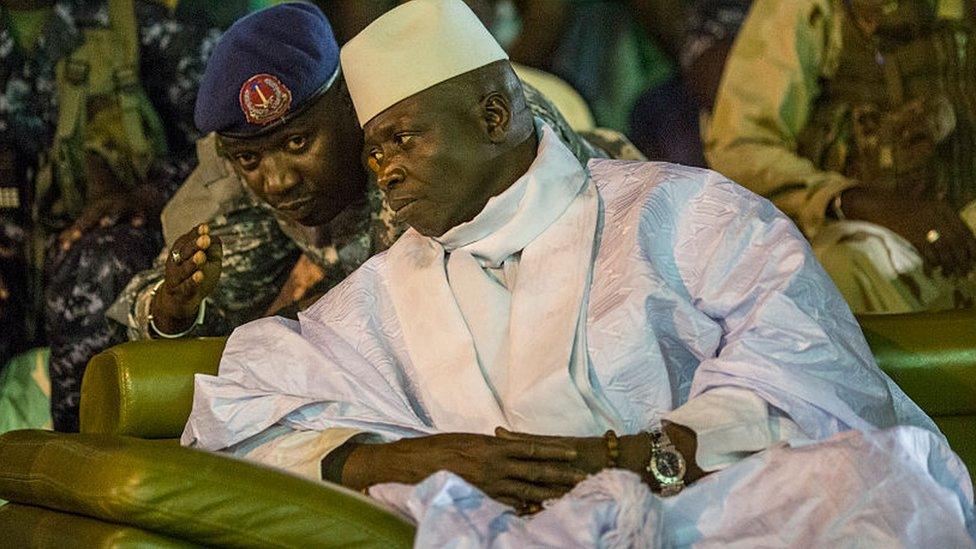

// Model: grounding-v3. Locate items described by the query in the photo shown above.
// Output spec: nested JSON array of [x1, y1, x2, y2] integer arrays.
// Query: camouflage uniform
[[707, 0, 976, 313], [0, 0, 234, 431], [0, 219, 29, 371], [110, 83, 646, 340]]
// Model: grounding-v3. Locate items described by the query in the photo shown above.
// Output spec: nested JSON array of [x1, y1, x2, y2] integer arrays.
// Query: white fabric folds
[[369, 427, 975, 547], [386, 122, 610, 435], [182, 124, 974, 546]]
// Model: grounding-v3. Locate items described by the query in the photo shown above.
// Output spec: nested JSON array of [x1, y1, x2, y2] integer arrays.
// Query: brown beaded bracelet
[[603, 429, 620, 468]]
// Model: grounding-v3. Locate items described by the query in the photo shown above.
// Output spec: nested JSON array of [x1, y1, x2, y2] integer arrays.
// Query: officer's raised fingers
[[196, 233, 212, 251], [205, 234, 223, 262]]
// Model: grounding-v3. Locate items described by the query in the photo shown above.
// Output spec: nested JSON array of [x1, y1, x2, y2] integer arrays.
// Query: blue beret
[[194, 2, 340, 137]]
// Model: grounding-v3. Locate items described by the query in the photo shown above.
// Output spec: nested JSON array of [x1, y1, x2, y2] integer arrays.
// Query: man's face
[[363, 90, 490, 237], [220, 93, 364, 227]]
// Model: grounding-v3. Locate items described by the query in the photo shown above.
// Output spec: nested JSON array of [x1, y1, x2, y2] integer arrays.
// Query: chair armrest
[[0, 503, 196, 548], [0, 430, 415, 548], [858, 310, 976, 416], [80, 337, 227, 438]]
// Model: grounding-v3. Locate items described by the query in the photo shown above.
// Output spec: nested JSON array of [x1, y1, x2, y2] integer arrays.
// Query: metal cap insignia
[[239, 74, 293, 126]]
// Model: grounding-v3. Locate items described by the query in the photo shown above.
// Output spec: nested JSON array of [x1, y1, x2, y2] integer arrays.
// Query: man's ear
[[480, 91, 512, 143]]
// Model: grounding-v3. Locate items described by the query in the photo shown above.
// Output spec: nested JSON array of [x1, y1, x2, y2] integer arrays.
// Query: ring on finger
[[926, 229, 941, 244], [171, 249, 182, 263]]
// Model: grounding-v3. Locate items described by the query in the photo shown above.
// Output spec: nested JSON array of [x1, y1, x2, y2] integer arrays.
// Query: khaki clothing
[[812, 220, 976, 312], [706, 0, 976, 312], [707, 0, 975, 234]]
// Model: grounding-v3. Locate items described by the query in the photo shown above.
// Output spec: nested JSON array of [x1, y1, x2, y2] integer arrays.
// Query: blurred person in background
[[629, 0, 752, 166], [0, 0, 264, 432], [707, 0, 976, 314], [679, 0, 753, 114]]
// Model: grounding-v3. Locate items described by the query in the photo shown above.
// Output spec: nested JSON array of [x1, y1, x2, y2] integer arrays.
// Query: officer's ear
[[480, 91, 512, 144]]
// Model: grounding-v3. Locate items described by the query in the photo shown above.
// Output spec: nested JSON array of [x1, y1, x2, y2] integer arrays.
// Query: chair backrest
[[858, 310, 976, 485], [80, 337, 226, 438]]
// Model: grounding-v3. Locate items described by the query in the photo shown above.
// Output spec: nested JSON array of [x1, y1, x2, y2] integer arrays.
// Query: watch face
[[652, 448, 686, 481]]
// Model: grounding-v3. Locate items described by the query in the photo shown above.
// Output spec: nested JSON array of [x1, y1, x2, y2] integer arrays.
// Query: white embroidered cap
[[340, 0, 509, 127]]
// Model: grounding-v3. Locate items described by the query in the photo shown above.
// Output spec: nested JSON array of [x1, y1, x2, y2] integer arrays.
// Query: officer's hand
[[149, 224, 222, 335], [264, 255, 325, 316], [840, 188, 976, 277]]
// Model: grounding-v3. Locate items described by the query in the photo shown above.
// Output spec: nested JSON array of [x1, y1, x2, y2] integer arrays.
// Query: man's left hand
[[495, 423, 707, 489], [495, 427, 606, 476]]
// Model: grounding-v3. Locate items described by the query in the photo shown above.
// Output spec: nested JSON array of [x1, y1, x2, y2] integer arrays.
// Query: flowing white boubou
[[386, 122, 621, 435]]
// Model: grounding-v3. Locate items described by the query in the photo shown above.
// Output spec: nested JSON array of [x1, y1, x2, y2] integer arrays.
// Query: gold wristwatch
[[646, 428, 686, 496]]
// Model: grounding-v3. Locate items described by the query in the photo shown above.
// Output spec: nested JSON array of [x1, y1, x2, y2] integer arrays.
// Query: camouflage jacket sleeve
[[108, 199, 300, 340], [704, 0, 856, 236]]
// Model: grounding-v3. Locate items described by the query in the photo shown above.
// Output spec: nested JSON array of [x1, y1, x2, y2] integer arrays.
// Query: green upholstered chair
[[0, 429, 414, 548], [0, 337, 415, 547], [858, 311, 976, 479], [0, 310, 974, 546]]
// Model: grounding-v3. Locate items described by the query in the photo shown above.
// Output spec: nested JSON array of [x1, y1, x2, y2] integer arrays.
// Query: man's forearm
[[332, 440, 421, 490], [108, 263, 166, 340]]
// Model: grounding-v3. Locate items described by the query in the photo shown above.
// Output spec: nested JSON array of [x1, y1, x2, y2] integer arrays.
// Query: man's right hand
[[840, 187, 976, 277], [340, 432, 586, 508], [149, 224, 222, 335]]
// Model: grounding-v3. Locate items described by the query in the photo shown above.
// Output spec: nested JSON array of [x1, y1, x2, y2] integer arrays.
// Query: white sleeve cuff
[[242, 427, 364, 481], [664, 387, 803, 472]]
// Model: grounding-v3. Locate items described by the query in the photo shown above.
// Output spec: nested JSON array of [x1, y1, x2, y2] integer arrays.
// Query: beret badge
[[239, 74, 293, 126]]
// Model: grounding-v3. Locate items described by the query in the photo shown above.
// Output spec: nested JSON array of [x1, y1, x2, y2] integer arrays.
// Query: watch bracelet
[[645, 427, 686, 496], [147, 279, 208, 338]]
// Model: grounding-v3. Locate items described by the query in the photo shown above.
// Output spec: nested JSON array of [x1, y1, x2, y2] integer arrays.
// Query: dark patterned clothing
[[0, 1, 221, 184], [0, 0, 238, 431], [680, 0, 753, 70], [44, 223, 160, 432], [0, 220, 30, 370], [110, 84, 646, 340]]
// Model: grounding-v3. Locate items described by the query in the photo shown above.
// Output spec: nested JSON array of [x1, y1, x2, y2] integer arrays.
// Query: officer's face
[[220, 88, 365, 227], [362, 86, 499, 238]]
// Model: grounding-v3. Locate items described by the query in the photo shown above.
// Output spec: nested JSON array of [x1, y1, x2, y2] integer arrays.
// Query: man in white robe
[[182, 0, 975, 545]]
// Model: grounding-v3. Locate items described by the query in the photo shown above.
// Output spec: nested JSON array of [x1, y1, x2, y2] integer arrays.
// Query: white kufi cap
[[340, 0, 509, 127]]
